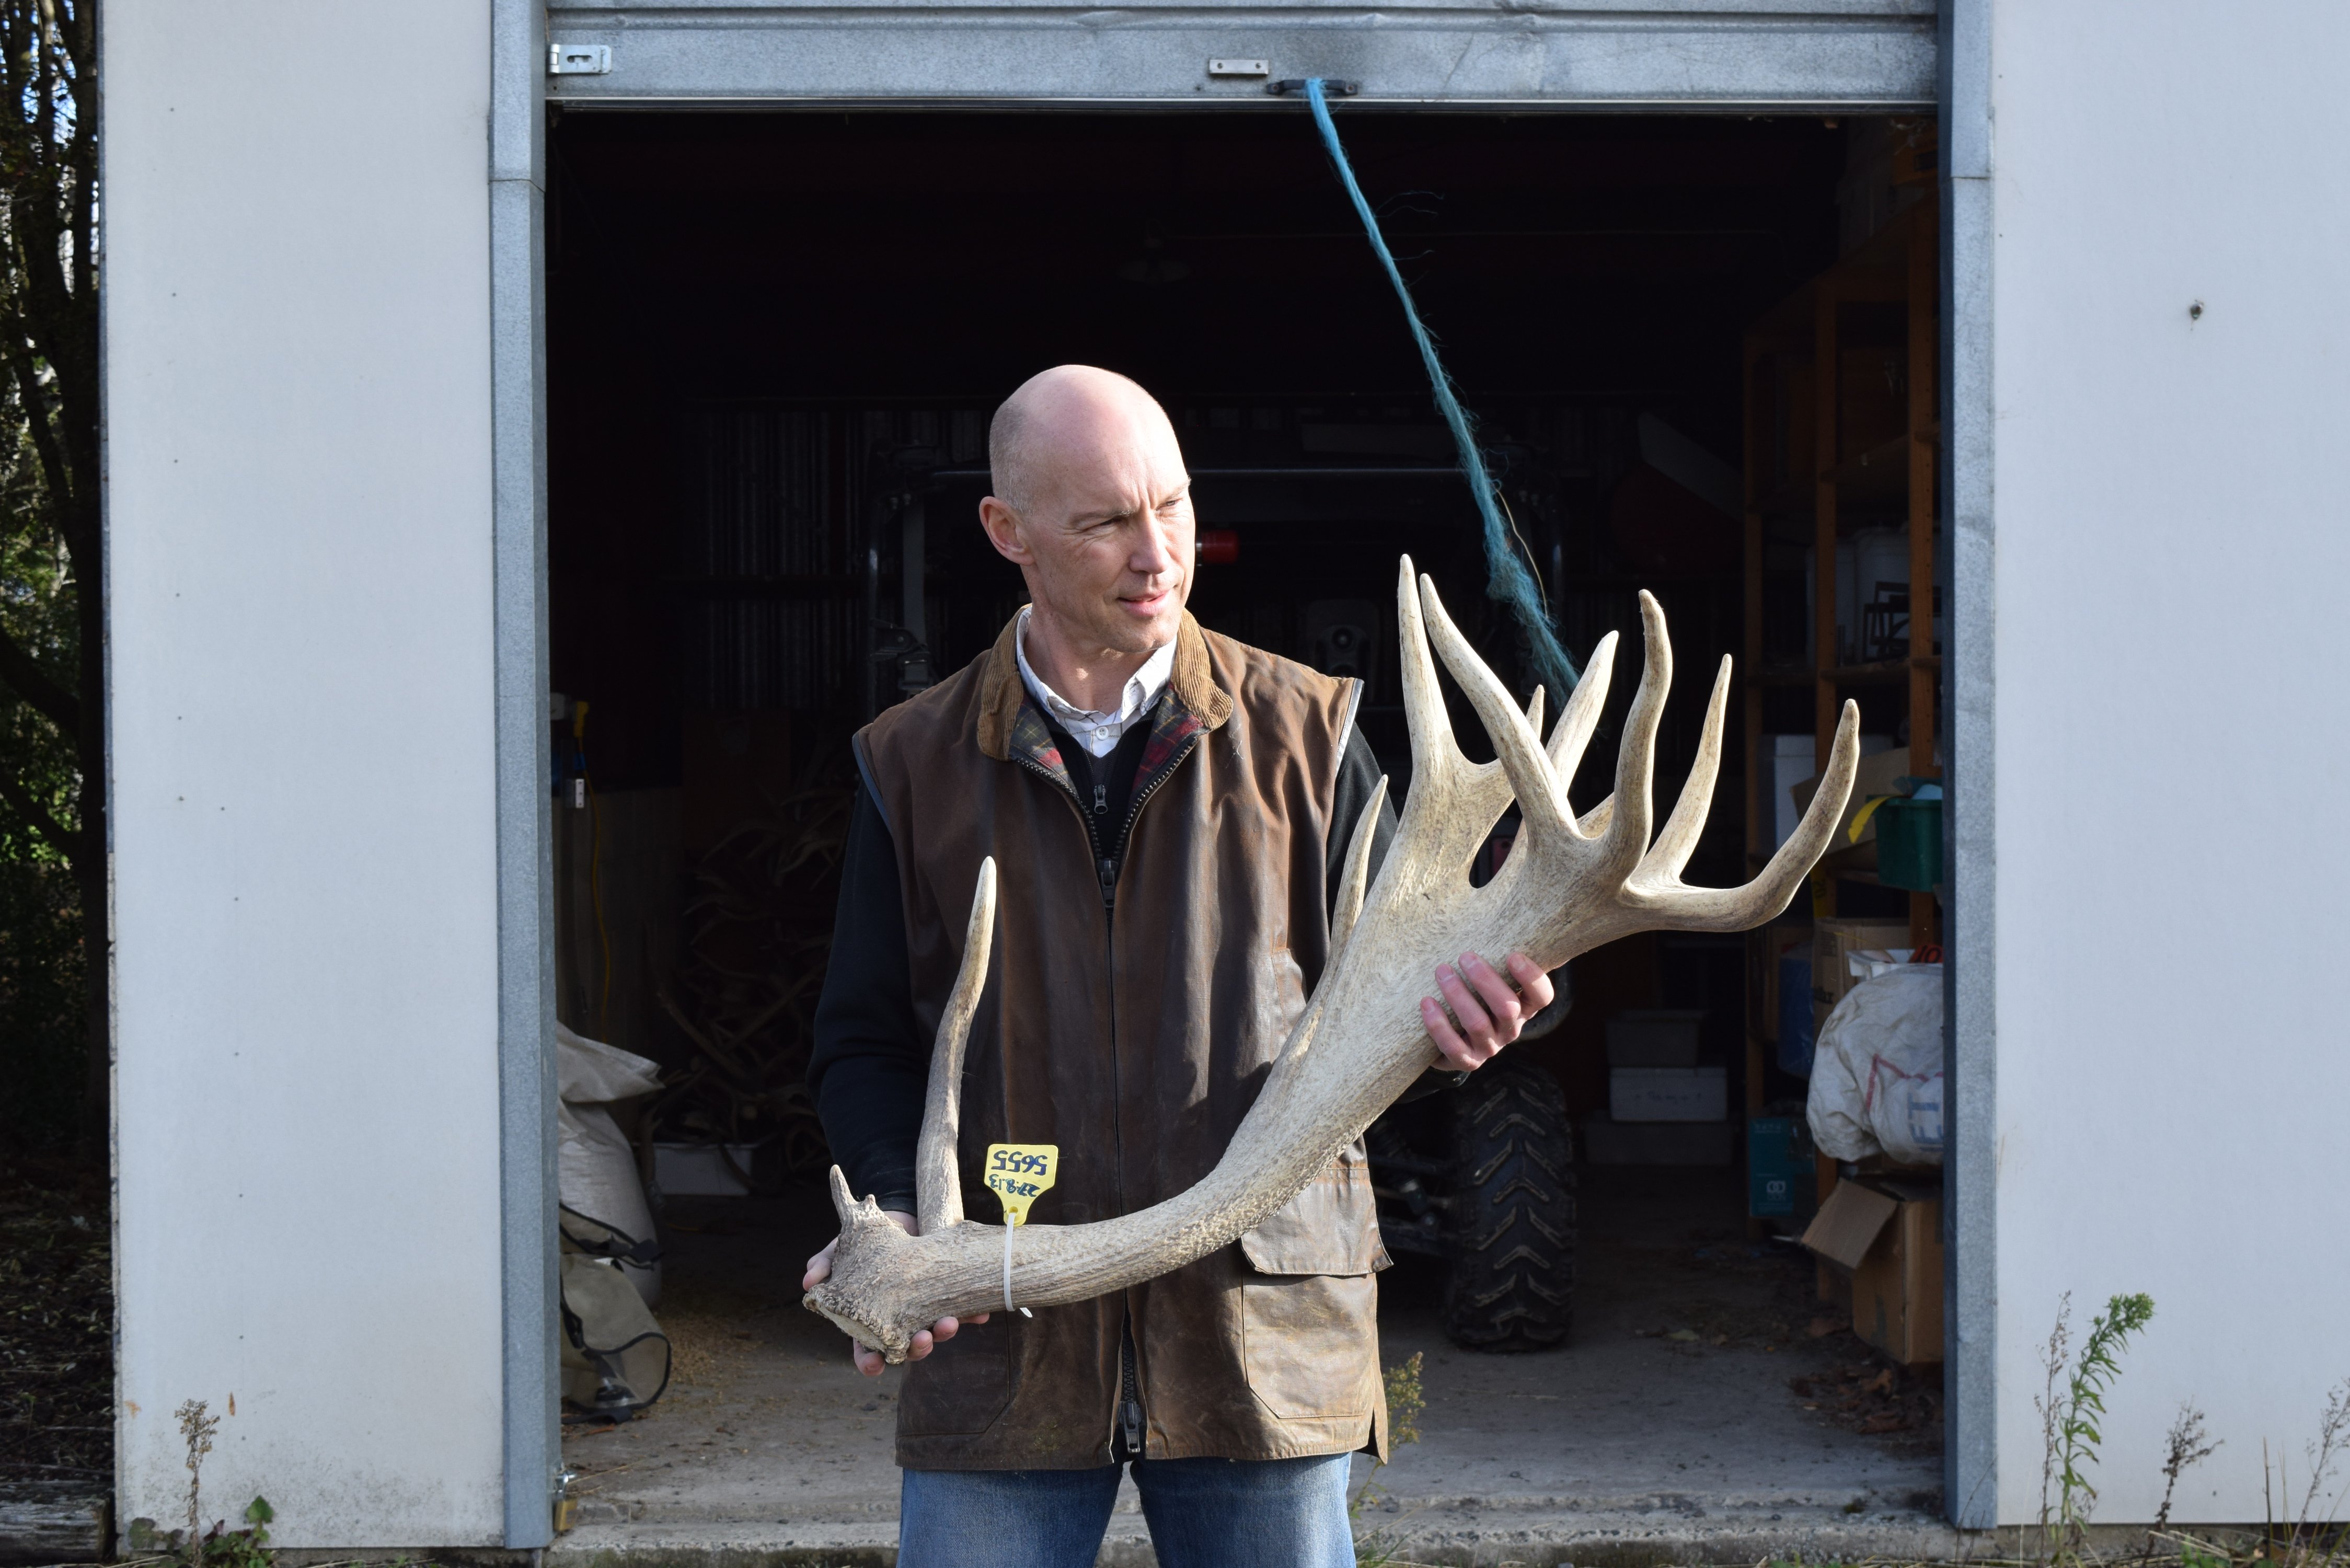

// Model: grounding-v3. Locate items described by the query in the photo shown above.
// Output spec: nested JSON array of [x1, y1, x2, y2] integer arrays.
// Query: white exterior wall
[[1986, 1, 2350, 1526], [105, 2, 511, 1546], [96, 0, 2350, 1544]]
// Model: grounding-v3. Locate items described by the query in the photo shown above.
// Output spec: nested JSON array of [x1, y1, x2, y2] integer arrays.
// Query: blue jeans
[[897, 1452, 1355, 1568]]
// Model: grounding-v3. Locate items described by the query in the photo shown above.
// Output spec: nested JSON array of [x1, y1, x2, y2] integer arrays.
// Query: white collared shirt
[[1012, 605, 1175, 758]]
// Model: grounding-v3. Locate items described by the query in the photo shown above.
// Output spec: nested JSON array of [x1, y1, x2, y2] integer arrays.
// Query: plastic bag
[[1805, 963, 1943, 1166], [559, 1251, 671, 1420], [556, 1022, 664, 1306]]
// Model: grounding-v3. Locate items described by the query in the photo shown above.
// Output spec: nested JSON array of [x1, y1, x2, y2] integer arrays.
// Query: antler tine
[[914, 857, 996, 1233], [1547, 629, 1616, 810], [1328, 774, 1389, 964], [1414, 574, 1570, 842], [1392, 555, 1470, 793], [1597, 592, 1672, 873], [1631, 700, 1863, 929], [803, 558, 1863, 1363], [1634, 655, 1732, 885]]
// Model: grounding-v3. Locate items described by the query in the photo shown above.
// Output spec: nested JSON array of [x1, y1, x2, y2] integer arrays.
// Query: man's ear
[[978, 496, 1033, 566]]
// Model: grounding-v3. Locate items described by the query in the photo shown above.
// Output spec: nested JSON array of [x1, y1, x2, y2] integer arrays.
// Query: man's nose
[[1131, 514, 1180, 577]]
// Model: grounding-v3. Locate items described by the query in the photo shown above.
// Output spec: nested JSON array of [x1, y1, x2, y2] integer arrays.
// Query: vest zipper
[[1013, 754, 1133, 1220], [1013, 730, 1204, 1463], [1118, 1325, 1146, 1458]]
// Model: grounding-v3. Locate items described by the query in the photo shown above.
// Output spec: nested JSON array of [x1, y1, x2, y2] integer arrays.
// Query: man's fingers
[[906, 1329, 936, 1362], [852, 1341, 884, 1377], [1422, 994, 1481, 1070], [1457, 952, 1523, 1038], [931, 1316, 961, 1344], [1507, 953, 1555, 1014], [802, 1238, 839, 1292], [1434, 963, 1497, 1053]]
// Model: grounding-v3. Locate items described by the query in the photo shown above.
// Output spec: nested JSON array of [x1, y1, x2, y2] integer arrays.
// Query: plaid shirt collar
[[1007, 667, 1209, 807], [1010, 606, 1177, 759]]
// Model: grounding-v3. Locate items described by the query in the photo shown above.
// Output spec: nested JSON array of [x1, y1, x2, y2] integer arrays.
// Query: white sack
[[556, 1022, 664, 1306], [558, 1019, 664, 1103], [1806, 963, 1944, 1166]]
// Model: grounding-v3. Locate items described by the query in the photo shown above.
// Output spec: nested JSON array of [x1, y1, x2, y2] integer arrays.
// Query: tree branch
[[0, 315, 75, 515], [0, 748, 75, 862], [0, 614, 77, 734]]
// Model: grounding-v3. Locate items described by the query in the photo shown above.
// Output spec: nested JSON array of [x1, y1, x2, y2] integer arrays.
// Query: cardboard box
[[654, 1142, 756, 1197], [1790, 744, 1914, 848], [1799, 1178, 1944, 1365], [1605, 1008, 1707, 1066], [1812, 917, 1913, 1032], [1609, 1065, 1727, 1123], [1747, 1115, 1817, 1220], [1580, 1114, 1735, 1167]]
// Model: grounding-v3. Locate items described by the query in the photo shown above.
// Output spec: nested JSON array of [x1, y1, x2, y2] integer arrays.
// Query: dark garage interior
[[541, 106, 1951, 1540]]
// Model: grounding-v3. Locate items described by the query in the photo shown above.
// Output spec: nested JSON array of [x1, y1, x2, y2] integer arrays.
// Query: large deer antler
[[807, 557, 1861, 1359]]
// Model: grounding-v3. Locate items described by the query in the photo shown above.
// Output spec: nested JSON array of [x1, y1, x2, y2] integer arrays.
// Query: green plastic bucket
[[1876, 795, 1942, 891]]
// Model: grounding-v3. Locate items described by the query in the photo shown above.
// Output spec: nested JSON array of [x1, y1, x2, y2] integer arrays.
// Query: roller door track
[[543, 0, 1936, 110]]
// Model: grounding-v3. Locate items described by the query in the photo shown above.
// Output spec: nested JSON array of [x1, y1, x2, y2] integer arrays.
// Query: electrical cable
[[1300, 77, 1581, 697]]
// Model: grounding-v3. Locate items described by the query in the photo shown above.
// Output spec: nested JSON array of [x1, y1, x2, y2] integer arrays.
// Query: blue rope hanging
[[1301, 77, 1581, 695]]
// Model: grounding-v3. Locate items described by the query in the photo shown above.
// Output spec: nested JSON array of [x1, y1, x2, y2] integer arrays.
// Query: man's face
[[981, 388, 1194, 658]]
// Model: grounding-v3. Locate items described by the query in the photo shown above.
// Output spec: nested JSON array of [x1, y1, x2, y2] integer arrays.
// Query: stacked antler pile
[[807, 558, 1860, 1359]]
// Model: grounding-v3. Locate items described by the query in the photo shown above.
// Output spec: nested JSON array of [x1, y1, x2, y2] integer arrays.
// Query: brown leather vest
[[854, 612, 1391, 1470]]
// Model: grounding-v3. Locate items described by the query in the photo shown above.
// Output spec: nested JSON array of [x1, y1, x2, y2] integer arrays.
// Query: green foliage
[[186, 1497, 276, 1568], [2036, 1291, 2156, 1567], [0, 852, 83, 1145], [0, 0, 99, 1146], [1352, 1354, 1430, 1565], [0, 499, 77, 860], [0, 317, 86, 1149], [1383, 1352, 1424, 1448]]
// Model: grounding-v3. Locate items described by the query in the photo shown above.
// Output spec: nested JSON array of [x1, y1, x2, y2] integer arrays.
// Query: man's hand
[[802, 1209, 988, 1377], [1422, 951, 1554, 1071]]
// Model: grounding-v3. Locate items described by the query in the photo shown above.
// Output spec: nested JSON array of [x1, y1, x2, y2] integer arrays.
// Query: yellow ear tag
[[986, 1145, 1059, 1318], [985, 1144, 1058, 1227]]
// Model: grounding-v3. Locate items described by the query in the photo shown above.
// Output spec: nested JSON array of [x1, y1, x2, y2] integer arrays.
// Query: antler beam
[[807, 558, 1861, 1358]]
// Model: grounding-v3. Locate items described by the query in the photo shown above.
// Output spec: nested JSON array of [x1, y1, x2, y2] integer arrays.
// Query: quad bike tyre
[[1442, 1054, 1577, 1351]]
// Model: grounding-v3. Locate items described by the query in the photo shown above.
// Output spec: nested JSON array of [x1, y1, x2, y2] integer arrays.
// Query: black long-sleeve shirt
[[807, 710, 1400, 1215]]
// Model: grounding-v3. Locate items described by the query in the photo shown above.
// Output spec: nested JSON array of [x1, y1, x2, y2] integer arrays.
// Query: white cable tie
[[1001, 1220, 1031, 1317]]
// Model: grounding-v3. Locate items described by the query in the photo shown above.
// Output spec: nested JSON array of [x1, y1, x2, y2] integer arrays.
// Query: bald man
[[804, 366, 1551, 1568]]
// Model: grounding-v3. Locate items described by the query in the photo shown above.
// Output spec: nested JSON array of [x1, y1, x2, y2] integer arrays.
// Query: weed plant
[[169, 1399, 275, 1568], [1352, 1353, 1428, 1566], [2037, 1292, 2156, 1566]]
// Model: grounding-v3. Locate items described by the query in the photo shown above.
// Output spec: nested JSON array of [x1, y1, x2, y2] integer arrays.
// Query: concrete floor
[[554, 1168, 1953, 1567]]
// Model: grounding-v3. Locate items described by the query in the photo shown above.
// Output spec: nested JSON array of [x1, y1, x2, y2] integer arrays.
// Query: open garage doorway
[[541, 107, 1951, 1554]]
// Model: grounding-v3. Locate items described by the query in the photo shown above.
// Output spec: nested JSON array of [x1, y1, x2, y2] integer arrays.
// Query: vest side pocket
[[1236, 1140, 1388, 1423], [1239, 1274, 1380, 1421], [895, 1311, 1016, 1437]]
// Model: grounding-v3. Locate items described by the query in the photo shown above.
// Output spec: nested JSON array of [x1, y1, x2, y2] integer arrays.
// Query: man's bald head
[[977, 365, 1195, 695], [987, 365, 1178, 522]]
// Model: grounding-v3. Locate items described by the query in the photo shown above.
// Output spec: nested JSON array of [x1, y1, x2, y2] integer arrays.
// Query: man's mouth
[[1120, 587, 1174, 615]]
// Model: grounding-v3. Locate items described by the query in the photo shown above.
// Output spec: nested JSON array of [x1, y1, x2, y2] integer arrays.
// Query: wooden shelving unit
[[1739, 200, 1943, 1209]]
